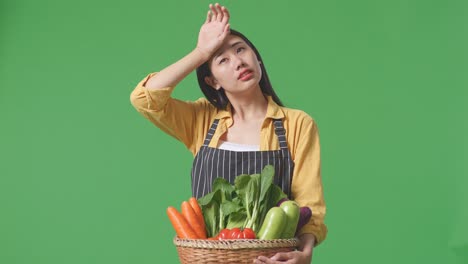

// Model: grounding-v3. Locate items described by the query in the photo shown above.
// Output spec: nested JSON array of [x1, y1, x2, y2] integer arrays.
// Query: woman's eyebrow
[[214, 42, 243, 60]]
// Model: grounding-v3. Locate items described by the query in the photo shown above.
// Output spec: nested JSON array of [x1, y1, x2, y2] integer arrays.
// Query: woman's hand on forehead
[[207, 3, 230, 24], [196, 3, 231, 60]]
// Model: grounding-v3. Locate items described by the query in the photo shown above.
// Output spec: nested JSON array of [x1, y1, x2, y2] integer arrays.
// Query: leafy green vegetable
[[212, 178, 235, 201], [226, 211, 246, 229], [198, 165, 287, 237], [203, 201, 219, 238], [198, 189, 220, 207]]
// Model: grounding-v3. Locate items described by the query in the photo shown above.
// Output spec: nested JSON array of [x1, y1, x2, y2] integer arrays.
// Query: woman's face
[[206, 35, 262, 95]]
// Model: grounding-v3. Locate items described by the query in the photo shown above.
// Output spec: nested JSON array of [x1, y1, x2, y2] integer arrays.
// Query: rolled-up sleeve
[[291, 118, 328, 247], [130, 72, 175, 112], [129, 72, 212, 153]]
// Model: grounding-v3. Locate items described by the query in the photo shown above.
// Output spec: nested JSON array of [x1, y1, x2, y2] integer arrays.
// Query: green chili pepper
[[280, 200, 300, 238], [257, 207, 286, 240]]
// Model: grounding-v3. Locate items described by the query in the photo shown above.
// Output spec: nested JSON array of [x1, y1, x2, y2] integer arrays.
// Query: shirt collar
[[214, 95, 285, 121]]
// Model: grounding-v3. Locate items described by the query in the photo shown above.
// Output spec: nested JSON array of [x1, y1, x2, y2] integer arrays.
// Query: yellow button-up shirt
[[130, 72, 328, 246]]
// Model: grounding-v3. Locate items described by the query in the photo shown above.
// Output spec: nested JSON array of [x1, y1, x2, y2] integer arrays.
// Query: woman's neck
[[229, 90, 268, 122]]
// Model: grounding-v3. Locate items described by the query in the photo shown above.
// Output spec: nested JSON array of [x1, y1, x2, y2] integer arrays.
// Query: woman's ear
[[204, 76, 222, 90]]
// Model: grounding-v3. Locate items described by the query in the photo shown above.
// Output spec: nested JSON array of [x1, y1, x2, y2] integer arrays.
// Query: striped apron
[[191, 119, 294, 199]]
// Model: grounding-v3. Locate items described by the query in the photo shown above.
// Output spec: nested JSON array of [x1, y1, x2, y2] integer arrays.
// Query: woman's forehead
[[216, 35, 246, 54]]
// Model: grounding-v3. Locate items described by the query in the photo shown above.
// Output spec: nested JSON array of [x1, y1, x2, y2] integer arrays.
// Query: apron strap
[[203, 119, 220, 146], [273, 119, 288, 150]]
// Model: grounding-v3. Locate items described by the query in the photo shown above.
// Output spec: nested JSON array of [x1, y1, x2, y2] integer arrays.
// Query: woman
[[130, 3, 327, 263]]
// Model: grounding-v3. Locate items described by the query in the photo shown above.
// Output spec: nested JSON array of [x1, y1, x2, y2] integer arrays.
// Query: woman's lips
[[238, 71, 253, 81]]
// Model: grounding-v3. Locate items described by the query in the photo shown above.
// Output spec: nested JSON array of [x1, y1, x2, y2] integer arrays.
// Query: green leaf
[[232, 196, 241, 205], [221, 200, 242, 215], [244, 174, 261, 229], [234, 174, 251, 194], [261, 164, 275, 177], [226, 210, 247, 229], [260, 165, 274, 202], [198, 189, 221, 206], [219, 200, 243, 230], [269, 184, 287, 206], [250, 174, 261, 200], [202, 201, 219, 237], [213, 178, 235, 202]]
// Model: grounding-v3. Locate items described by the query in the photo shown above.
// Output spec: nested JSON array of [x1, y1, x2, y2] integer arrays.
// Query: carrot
[[181, 201, 207, 239], [166, 206, 198, 239], [189, 197, 206, 233]]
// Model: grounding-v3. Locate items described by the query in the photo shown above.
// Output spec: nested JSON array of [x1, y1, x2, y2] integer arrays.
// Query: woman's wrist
[[193, 47, 211, 62], [298, 233, 316, 255]]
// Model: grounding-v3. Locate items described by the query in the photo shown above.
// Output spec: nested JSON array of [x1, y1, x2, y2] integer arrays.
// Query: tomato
[[228, 228, 241, 239], [241, 228, 256, 239], [218, 228, 231, 240], [227, 228, 256, 239], [215, 228, 257, 240]]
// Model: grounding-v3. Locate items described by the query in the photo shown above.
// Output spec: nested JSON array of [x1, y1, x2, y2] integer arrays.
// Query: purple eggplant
[[295, 206, 312, 235]]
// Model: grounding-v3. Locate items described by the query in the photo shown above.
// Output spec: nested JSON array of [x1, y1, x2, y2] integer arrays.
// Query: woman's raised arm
[[144, 3, 231, 91]]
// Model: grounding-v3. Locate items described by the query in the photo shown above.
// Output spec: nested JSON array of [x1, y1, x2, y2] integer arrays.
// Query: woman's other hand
[[253, 250, 312, 264], [253, 234, 315, 264], [196, 3, 231, 60]]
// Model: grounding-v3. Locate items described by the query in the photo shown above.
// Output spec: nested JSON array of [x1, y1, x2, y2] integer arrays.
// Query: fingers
[[207, 3, 229, 23], [271, 252, 294, 261], [255, 252, 299, 264], [205, 10, 211, 23], [209, 4, 219, 20], [215, 3, 223, 22], [221, 23, 230, 38], [221, 5, 230, 24], [253, 256, 273, 264]]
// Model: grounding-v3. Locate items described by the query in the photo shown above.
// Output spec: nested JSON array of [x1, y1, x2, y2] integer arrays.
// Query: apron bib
[[191, 119, 295, 198]]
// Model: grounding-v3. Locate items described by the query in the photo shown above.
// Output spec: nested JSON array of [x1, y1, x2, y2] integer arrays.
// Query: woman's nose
[[233, 56, 246, 70]]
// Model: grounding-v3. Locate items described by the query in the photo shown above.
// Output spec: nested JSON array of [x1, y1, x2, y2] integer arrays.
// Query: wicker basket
[[173, 237, 299, 264]]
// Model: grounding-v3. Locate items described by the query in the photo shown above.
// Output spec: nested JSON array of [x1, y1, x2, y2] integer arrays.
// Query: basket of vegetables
[[166, 165, 312, 264]]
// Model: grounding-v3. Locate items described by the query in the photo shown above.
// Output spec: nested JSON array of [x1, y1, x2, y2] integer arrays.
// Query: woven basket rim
[[173, 237, 300, 250]]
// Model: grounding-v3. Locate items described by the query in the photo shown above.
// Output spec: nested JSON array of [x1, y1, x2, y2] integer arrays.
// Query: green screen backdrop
[[1, 0, 466, 263]]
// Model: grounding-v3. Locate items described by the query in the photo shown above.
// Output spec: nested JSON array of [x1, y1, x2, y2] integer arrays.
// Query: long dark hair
[[196, 29, 283, 110]]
